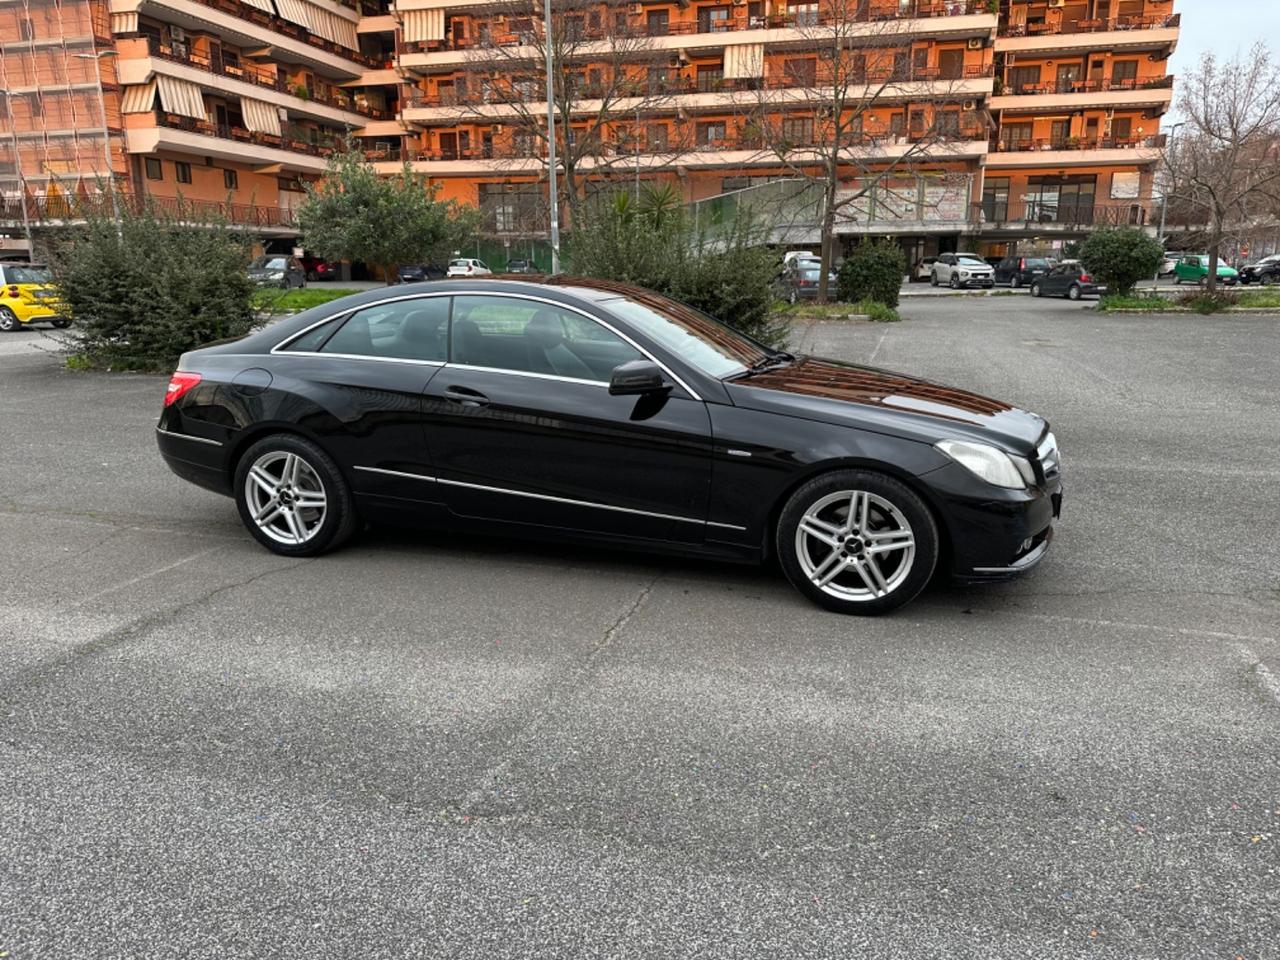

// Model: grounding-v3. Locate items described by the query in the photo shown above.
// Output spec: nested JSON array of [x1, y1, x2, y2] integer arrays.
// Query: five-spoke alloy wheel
[[234, 434, 358, 556], [778, 470, 938, 615]]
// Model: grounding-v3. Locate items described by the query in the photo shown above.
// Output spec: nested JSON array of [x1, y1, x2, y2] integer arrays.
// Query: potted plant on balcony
[[292, 82, 310, 100]]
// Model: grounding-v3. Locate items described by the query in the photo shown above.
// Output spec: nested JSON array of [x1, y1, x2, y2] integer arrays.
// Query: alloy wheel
[[794, 490, 916, 602], [243, 451, 328, 546], [0, 308, 18, 332]]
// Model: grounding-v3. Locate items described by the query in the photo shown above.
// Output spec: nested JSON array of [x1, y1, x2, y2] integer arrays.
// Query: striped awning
[[725, 43, 765, 79], [110, 11, 138, 33], [240, 0, 275, 11], [330, 12, 359, 50], [241, 96, 283, 137], [156, 75, 205, 119], [401, 8, 445, 42], [273, 0, 314, 30], [120, 81, 157, 114]]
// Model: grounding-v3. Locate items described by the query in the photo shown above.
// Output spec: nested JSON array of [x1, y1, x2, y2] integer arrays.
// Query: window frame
[[272, 294, 451, 366], [175, 160, 192, 184], [144, 157, 163, 181]]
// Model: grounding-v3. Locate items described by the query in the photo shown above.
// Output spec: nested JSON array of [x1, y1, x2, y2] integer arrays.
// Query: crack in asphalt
[[441, 574, 662, 824], [0, 556, 314, 716], [0, 501, 242, 540]]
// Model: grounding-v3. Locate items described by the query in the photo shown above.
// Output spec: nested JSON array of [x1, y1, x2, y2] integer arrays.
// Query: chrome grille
[[1037, 432, 1060, 479]]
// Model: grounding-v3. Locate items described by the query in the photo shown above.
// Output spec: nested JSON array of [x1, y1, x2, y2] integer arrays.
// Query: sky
[[1167, 0, 1280, 85]]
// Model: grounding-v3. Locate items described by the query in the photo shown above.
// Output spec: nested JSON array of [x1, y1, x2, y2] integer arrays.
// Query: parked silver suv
[[930, 253, 996, 289]]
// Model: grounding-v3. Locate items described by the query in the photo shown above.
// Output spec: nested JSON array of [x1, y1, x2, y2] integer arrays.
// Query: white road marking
[[867, 331, 889, 364], [64, 545, 225, 610], [1236, 643, 1280, 705], [1014, 611, 1277, 646]]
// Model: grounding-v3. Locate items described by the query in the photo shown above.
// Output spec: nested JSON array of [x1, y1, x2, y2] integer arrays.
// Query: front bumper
[[957, 276, 995, 288]]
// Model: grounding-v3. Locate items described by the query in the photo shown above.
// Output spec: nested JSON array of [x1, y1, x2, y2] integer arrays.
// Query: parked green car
[[1173, 255, 1239, 286]]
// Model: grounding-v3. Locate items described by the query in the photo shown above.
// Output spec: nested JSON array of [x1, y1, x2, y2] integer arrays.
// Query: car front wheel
[[1030, 282, 1042, 298], [234, 434, 358, 557], [777, 470, 938, 616], [949, 274, 960, 289]]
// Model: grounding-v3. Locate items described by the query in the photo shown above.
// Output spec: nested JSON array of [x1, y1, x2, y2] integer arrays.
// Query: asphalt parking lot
[[2, 297, 1278, 959]]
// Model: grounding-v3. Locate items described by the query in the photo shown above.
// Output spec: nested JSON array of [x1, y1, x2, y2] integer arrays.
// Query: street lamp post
[[1155, 120, 1186, 283], [542, 0, 560, 274], [75, 49, 123, 240]]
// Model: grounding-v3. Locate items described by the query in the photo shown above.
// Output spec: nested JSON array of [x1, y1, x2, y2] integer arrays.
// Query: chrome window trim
[[267, 288, 700, 400], [156, 426, 223, 447], [353, 465, 438, 482], [444, 363, 607, 389]]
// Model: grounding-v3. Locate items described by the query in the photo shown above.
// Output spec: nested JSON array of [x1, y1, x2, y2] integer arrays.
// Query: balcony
[[124, 113, 338, 172], [124, 36, 393, 121], [0, 192, 299, 232], [973, 200, 1152, 231], [986, 133, 1167, 167], [991, 75, 1174, 112], [398, 5, 997, 71], [995, 13, 1180, 55], [401, 64, 994, 124]]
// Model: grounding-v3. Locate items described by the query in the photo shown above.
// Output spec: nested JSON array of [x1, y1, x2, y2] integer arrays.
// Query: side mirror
[[609, 359, 668, 396]]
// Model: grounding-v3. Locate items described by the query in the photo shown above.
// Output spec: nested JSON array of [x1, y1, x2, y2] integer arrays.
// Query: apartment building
[[1, 0, 1179, 261]]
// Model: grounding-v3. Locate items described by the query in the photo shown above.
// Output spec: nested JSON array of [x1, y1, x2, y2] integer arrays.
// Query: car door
[[423, 293, 714, 543], [1040, 264, 1068, 295], [935, 254, 953, 281]]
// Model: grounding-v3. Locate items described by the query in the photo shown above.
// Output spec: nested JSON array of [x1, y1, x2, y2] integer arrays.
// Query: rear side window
[[282, 316, 344, 352], [319, 297, 450, 362]]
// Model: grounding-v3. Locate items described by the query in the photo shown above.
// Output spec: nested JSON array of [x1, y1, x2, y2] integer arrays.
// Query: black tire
[[1030, 282, 1042, 298], [949, 274, 960, 289], [306, 271, 318, 282], [1265, 275, 1277, 287], [1067, 283, 1082, 301], [776, 469, 939, 616], [930, 272, 939, 287], [1010, 275, 1022, 289], [51, 318, 71, 329], [1198, 276, 1208, 288], [233, 434, 358, 557], [0, 307, 20, 332]]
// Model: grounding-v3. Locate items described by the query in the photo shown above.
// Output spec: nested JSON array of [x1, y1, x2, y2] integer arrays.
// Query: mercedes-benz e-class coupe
[[158, 279, 1062, 615]]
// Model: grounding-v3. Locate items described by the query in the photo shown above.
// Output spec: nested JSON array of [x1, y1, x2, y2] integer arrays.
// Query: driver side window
[[450, 296, 643, 382]]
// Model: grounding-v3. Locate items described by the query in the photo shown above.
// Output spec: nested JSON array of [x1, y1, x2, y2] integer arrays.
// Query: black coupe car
[[158, 279, 1062, 615]]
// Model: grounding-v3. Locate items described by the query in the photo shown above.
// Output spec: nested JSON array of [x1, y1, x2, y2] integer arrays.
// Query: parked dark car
[[781, 264, 839, 303], [504, 258, 536, 274], [1237, 255, 1280, 285], [1029, 261, 1105, 300], [397, 264, 447, 283], [157, 279, 1062, 616], [248, 255, 306, 289], [994, 255, 1053, 288], [299, 256, 337, 282]]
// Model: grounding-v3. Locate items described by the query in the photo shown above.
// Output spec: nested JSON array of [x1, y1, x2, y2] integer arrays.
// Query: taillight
[[164, 371, 202, 407], [1080, 272, 1091, 282], [6, 285, 18, 298], [1019, 258, 1026, 269]]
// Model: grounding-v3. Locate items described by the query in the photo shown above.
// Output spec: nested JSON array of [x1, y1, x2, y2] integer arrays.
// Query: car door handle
[[444, 385, 489, 408]]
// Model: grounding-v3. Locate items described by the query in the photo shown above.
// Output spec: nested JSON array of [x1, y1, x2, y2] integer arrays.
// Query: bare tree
[[1164, 42, 1280, 291], [455, 0, 680, 230], [746, 0, 982, 300]]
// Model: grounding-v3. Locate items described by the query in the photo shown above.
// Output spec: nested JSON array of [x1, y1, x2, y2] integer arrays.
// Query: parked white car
[[447, 258, 492, 277], [930, 253, 995, 289]]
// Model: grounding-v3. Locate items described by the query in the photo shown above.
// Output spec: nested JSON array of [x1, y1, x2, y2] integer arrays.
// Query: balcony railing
[[1000, 13, 1180, 37], [404, 63, 993, 109], [975, 200, 1150, 227], [180, 0, 377, 67], [140, 37, 392, 118], [1001, 75, 1175, 96], [401, 1, 991, 54], [153, 112, 341, 158], [991, 133, 1167, 152], [0, 192, 298, 228]]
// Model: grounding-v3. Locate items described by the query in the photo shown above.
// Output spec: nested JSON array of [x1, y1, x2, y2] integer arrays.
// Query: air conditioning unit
[[630, 2, 642, 12], [1048, 0, 1064, 6], [967, 37, 984, 50], [963, 99, 976, 110], [491, 124, 501, 133]]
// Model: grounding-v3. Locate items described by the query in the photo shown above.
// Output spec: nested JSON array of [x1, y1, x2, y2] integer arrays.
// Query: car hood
[[725, 356, 1046, 454]]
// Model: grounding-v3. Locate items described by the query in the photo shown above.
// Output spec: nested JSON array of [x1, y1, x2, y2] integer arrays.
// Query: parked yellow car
[[0, 262, 69, 332]]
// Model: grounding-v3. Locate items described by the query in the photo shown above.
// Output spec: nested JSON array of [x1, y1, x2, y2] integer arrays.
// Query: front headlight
[[936, 439, 1034, 489]]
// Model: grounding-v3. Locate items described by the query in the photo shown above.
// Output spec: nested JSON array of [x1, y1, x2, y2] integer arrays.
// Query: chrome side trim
[[972, 538, 1051, 575], [707, 520, 750, 532], [437, 477, 708, 527], [279, 351, 445, 367], [156, 426, 223, 447], [353, 465, 438, 482], [445, 363, 606, 388], [726, 449, 752, 458]]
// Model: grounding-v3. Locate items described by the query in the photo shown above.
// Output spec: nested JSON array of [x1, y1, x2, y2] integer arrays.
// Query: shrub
[[570, 187, 787, 346], [836, 239, 906, 307], [1177, 290, 1239, 314], [1079, 228, 1165, 296], [44, 197, 257, 371], [854, 298, 900, 323]]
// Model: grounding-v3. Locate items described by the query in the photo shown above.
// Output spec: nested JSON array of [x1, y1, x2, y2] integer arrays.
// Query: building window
[[647, 124, 668, 151], [646, 10, 668, 36], [224, 168, 238, 189], [698, 6, 731, 32], [783, 58, 817, 87], [175, 161, 192, 184], [1111, 60, 1139, 88], [1008, 65, 1042, 94], [782, 116, 813, 145], [145, 157, 163, 180], [696, 121, 727, 146]]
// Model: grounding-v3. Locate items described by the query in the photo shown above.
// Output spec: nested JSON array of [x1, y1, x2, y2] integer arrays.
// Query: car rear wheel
[[1030, 282, 1042, 298], [1265, 275, 1277, 286], [777, 470, 938, 616], [234, 435, 358, 557], [1067, 283, 1082, 301], [0, 307, 19, 332], [1010, 275, 1022, 289]]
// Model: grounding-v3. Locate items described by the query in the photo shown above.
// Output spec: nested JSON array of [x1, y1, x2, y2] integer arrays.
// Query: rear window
[[1025, 258, 1049, 268], [799, 269, 822, 279], [7, 265, 50, 283], [450, 259, 469, 267]]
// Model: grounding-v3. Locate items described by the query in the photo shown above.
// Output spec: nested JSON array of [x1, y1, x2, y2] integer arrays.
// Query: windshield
[[957, 256, 987, 266], [8, 265, 50, 283], [251, 256, 287, 270], [602, 294, 769, 380]]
